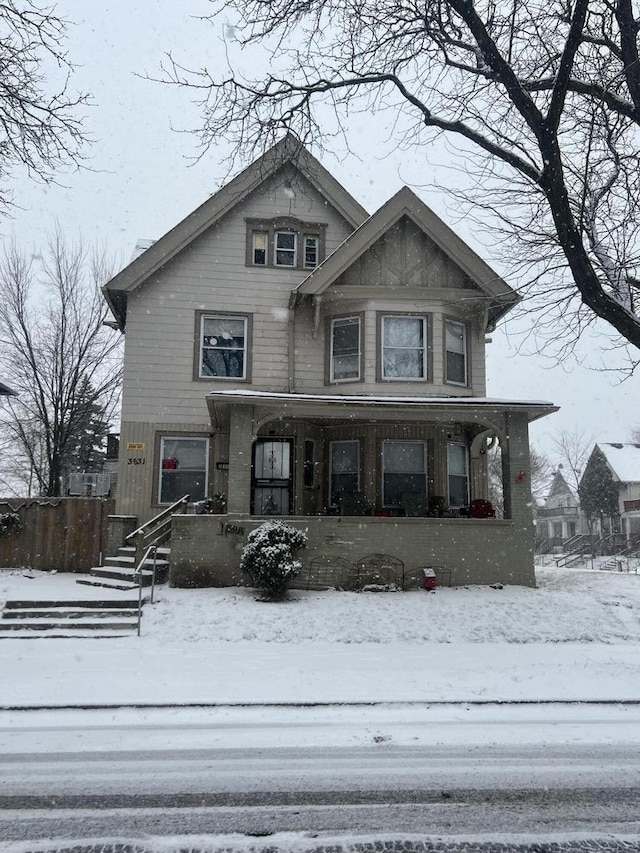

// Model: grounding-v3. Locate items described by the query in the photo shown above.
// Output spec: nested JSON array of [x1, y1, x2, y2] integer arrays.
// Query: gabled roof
[[291, 186, 520, 330], [104, 135, 369, 330], [544, 469, 578, 508], [596, 442, 640, 483], [0, 380, 16, 396]]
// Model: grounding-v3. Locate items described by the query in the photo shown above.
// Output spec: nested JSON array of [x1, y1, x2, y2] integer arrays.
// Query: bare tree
[[159, 0, 640, 357], [549, 428, 597, 493], [488, 443, 550, 517], [0, 231, 122, 496], [0, 2, 88, 211]]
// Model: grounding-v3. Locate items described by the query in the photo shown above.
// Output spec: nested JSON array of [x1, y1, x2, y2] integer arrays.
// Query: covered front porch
[[167, 390, 556, 588]]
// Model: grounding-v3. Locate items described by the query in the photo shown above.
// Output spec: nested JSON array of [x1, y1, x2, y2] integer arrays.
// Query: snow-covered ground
[[1, 564, 639, 710]]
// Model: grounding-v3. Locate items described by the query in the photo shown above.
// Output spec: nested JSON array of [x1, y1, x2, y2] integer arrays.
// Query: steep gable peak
[[103, 135, 368, 330], [294, 186, 520, 330]]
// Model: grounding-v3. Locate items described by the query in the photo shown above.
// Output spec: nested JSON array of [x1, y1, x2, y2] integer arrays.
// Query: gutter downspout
[[288, 304, 295, 393]]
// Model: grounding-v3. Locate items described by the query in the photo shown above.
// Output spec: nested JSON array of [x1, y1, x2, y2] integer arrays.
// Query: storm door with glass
[[251, 439, 293, 515]]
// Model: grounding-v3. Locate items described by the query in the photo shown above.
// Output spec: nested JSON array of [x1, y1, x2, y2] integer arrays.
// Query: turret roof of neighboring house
[[596, 442, 640, 483], [544, 469, 578, 509]]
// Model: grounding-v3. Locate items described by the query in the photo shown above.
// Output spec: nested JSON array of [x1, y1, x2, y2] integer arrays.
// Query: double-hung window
[[330, 316, 361, 382], [246, 219, 325, 269], [382, 441, 427, 508], [304, 235, 319, 268], [159, 436, 208, 505], [381, 315, 426, 380], [445, 319, 468, 385], [199, 314, 248, 379], [330, 440, 360, 506], [447, 444, 469, 509], [275, 230, 297, 266]]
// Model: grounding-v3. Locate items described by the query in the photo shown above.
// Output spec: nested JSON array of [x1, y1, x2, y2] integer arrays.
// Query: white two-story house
[[103, 135, 556, 588]]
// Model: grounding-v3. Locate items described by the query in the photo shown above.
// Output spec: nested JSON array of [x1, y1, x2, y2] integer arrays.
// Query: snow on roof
[[597, 442, 640, 482]]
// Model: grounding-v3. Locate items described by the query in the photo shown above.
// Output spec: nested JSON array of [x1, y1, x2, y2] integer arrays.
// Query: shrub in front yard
[[240, 520, 307, 600]]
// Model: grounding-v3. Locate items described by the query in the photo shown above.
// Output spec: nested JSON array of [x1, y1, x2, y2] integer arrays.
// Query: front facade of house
[[104, 136, 556, 588], [537, 469, 586, 550]]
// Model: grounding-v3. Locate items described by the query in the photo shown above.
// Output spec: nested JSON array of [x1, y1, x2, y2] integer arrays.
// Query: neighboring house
[[0, 381, 16, 396], [537, 468, 586, 549], [103, 135, 557, 588], [580, 443, 640, 538]]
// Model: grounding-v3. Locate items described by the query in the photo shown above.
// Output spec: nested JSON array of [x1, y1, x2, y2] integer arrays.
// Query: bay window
[[445, 319, 468, 385], [330, 315, 361, 382], [381, 315, 427, 380]]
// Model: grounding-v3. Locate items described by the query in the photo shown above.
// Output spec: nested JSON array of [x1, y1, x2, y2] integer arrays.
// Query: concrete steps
[[0, 599, 141, 638], [76, 546, 170, 591]]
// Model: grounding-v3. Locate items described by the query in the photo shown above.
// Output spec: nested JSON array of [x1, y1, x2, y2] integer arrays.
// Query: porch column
[[501, 412, 532, 524], [227, 403, 254, 516]]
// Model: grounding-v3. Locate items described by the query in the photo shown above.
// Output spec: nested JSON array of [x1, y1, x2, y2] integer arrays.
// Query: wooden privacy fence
[[0, 498, 114, 572]]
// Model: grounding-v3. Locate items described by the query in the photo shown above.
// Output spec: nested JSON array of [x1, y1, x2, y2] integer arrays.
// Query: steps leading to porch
[[76, 546, 170, 592], [0, 599, 141, 638]]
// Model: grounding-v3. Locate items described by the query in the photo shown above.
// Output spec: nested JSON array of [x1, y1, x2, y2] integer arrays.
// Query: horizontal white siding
[[121, 172, 356, 424]]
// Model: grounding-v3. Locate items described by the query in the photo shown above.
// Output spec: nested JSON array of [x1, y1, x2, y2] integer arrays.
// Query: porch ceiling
[[206, 389, 558, 427]]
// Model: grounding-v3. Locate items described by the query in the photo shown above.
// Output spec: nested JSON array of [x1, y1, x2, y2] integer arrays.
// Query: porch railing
[[126, 494, 189, 567]]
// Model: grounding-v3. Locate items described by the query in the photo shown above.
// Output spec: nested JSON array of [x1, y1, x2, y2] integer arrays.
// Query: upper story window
[[380, 314, 427, 380], [246, 218, 325, 270], [252, 232, 268, 265], [275, 230, 297, 266], [330, 315, 361, 382], [198, 313, 249, 380], [304, 235, 319, 268], [445, 319, 468, 385]]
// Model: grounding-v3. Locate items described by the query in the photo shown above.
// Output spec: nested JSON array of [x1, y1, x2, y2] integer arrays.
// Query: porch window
[[445, 320, 468, 385], [158, 436, 208, 505], [330, 440, 360, 506], [381, 315, 426, 379], [330, 316, 361, 382], [447, 444, 469, 509], [382, 441, 427, 508], [275, 230, 297, 266], [200, 314, 247, 379]]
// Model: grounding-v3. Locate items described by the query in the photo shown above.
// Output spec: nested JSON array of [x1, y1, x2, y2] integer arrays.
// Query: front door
[[251, 439, 293, 515]]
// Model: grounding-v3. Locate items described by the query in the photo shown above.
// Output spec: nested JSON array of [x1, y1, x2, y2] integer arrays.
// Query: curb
[[2, 699, 640, 711]]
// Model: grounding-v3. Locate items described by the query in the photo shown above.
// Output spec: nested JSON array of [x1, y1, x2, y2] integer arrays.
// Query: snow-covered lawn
[[0, 565, 638, 710]]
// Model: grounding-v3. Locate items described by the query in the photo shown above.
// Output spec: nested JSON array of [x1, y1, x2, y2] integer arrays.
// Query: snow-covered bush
[[240, 520, 307, 600]]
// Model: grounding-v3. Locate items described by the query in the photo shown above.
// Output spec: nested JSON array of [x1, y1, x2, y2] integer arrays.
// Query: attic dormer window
[[246, 218, 326, 270]]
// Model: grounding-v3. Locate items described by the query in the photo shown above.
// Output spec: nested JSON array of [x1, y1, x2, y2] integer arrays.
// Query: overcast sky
[[3, 0, 639, 472]]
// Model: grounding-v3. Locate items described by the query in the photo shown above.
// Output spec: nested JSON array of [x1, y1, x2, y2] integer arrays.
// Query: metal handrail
[[126, 494, 189, 566], [136, 544, 158, 637]]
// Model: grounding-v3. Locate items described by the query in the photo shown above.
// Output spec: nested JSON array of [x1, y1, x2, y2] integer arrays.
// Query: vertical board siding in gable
[[120, 170, 355, 424]]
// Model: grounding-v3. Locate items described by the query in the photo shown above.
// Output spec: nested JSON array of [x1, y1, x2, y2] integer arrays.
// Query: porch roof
[[206, 389, 558, 425]]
